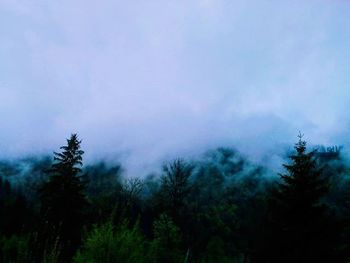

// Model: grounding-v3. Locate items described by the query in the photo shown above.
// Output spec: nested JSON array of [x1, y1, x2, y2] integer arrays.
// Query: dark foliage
[[0, 134, 349, 263], [38, 134, 88, 261], [258, 134, 344, 263]]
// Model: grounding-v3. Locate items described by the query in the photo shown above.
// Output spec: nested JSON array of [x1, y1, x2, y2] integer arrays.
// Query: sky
[[1, 0, 350, 174]]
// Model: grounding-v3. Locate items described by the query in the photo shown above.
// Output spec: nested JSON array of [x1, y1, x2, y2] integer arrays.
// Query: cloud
[[1, 0, 350, 174]]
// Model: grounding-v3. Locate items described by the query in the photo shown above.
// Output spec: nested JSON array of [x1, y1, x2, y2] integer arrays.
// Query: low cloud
[[1, 0, 350, 174]]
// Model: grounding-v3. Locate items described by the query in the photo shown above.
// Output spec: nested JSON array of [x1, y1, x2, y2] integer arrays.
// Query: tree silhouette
[[39, 134, 88, 261], [263, 134, 341, 263], [159, 159, 193, 218]]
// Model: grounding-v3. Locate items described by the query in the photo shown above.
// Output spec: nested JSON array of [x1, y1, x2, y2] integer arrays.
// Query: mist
[[1, 0, 350, 174]]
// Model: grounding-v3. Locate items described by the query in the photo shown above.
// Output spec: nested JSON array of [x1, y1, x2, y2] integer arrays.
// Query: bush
[[0, 235, 31, 263], [150, 214, 184, 263], [74, 221, 147, 263]]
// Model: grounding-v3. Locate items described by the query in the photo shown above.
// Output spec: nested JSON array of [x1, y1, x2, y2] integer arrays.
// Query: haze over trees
[[0, 133, 350, 262]]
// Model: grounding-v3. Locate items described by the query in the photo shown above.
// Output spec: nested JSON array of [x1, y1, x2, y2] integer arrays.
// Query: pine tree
[[264, 134, 341, 263], [38, 134, 88, 261]]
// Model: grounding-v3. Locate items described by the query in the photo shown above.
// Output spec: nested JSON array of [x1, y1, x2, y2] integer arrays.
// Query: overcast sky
[[1, 0, 350, 174]]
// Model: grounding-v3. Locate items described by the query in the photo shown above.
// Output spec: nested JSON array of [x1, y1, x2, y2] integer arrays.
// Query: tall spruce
[[38, 134, 88, 261], [262, 134, 342, 263]]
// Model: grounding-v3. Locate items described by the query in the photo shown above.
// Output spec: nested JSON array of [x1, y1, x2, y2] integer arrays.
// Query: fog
[[1, 0, 350, 175]]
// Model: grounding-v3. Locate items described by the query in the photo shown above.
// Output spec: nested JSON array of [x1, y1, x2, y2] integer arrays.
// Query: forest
[[1, 133, 350, 263]]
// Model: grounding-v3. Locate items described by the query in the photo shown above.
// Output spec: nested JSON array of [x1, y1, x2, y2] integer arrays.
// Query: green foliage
[[150, 213, 184, 263], [1, 134, 349, 263], [0, 235, 31, 263], [74, 221, 147, 263], [201, 236, 235, 263]]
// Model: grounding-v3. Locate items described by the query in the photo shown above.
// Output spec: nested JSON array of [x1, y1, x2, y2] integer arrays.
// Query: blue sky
[[1, 0, 350, 173]]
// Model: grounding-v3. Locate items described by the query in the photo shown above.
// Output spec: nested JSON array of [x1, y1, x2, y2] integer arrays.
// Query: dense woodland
[[1, 133, 350, 262]]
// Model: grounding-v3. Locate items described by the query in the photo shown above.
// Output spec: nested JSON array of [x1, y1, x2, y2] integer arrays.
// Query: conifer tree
[[39, 134, 88, 261], [264, 134, 341, 263]]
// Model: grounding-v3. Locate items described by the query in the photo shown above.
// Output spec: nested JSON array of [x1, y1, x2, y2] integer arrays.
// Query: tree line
[[1, 133, 350, 262]]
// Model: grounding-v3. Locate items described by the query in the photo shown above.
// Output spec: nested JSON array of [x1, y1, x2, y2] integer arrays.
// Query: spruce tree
[[264, 134, 340, 263], [38, 134, 88, 261]]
